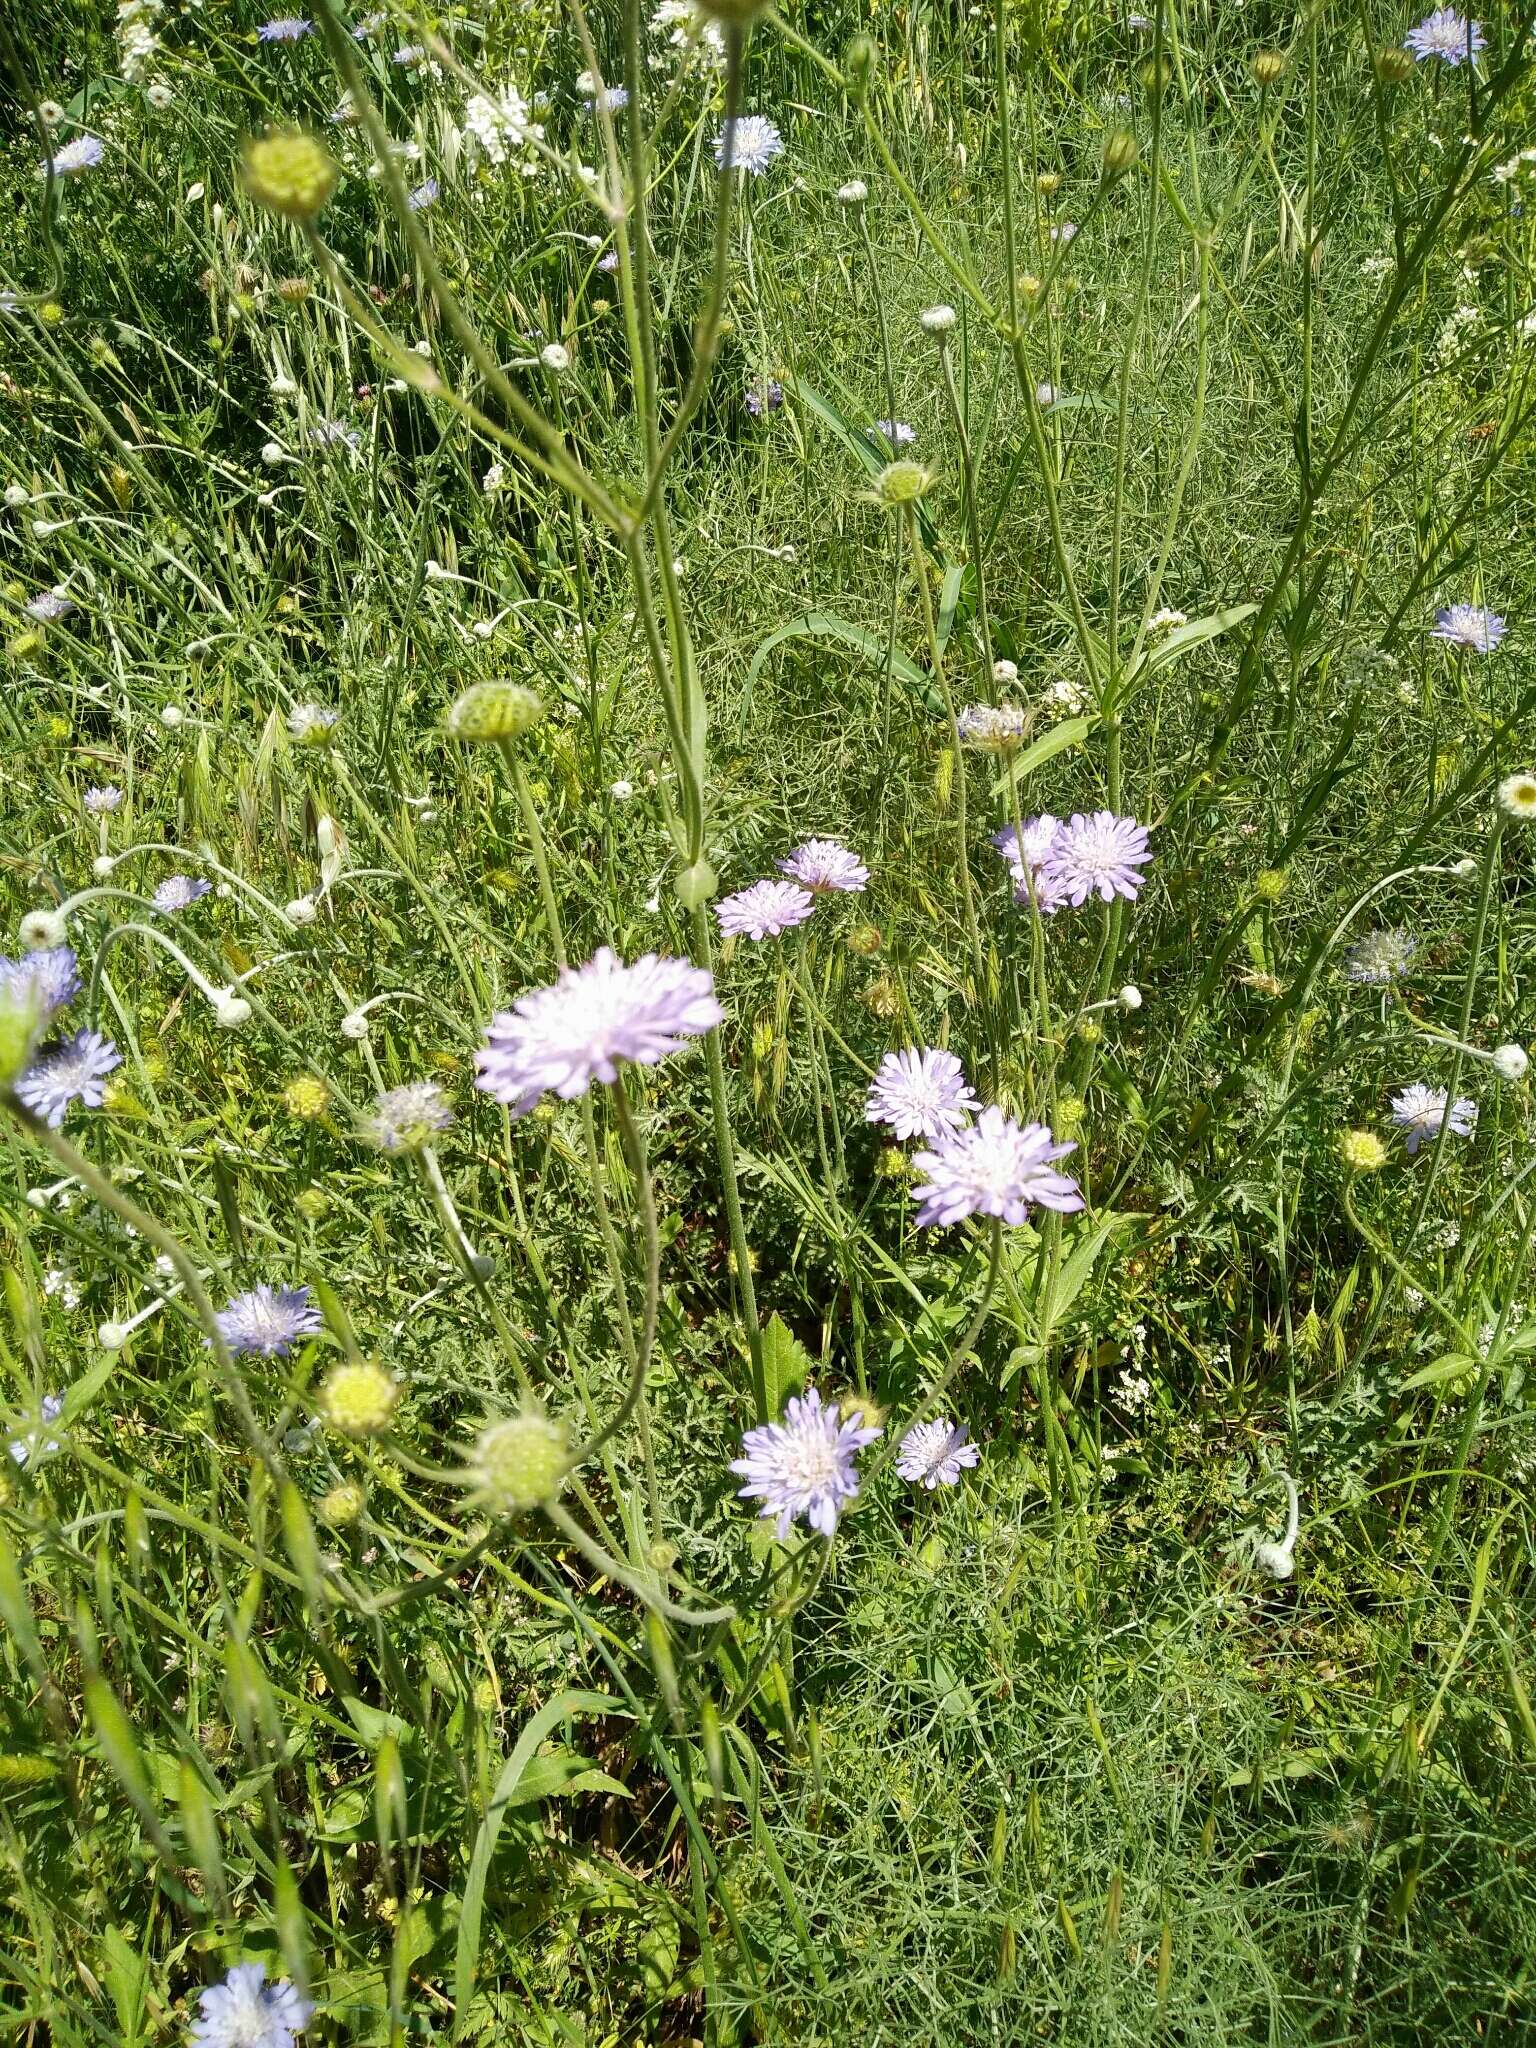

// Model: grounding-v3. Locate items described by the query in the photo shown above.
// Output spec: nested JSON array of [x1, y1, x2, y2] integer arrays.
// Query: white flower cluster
[[649, 1, 726, 71], [1492, 146, 1536, 186], [460, 88, 544, 166], [117, 0, 163, 84]]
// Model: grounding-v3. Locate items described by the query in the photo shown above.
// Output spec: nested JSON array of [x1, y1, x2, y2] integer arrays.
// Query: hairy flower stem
[[498, 741, 567, 969], [934, 336, 995, 681], [416, 1149, 533, 1398]]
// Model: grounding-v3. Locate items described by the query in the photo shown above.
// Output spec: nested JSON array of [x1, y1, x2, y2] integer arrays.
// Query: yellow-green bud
[[295, 1186, 330, 1222], [0, 983, 45, 1090], [1373, 45, 1414, 84], [319, 1361, 399, 1438], [318, 1480, 366, 1528], [467, 1408, 570, 1516], [1338, 1129, 1387, 1174], [445, 680, 545, 743], [1139, 54, 1174, 92], [241, 131, 340, 222], [1101, 129, 1140, 181], [1253, 868, 1288, 902], [675, 858, 718, 910], [873, 460, 932, 508], [1250, 48, 1288, 87], [844, 36, 876, 100]]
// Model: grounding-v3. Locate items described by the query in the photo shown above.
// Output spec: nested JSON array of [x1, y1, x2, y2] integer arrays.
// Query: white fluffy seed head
[[159, 704, 183, 728], [19, 909, 68, 950], [1255, 1539, 1295, 1580], [286, 896, 318, 926], [213, 991, 252, 1030], [1119, 984, 1143, 1011], [836, 179, 868, 204], [340, 1008, 371, 1041], [540, 342, 570, 372], [920, 303, 957, 334], [98, 1322, 128, 1351], [92, 855, 115, 879]]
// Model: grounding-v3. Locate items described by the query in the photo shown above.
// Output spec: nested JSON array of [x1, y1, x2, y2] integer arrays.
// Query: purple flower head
[[83, 784, 123, 814], [585, 86, 630, 114], [257, 17, 314, 41], [714, 112, 783, 176], [777, 838, 869, 896], [0, 947, 81, 1020], [14, 1030, 120, 1128], [1345, 928, 1416, 985], [1404, 9, 1485, 62], [40, 135, 104, 178], [25, 590, 75, 622], [191, 1962, 313, 2048], [1036, 810, 1152, 909], [745, 378, 784, 417], [475, 948, 722, 1116], [993, 814, 1068, 907], [730, 1386, 881, 1539], [152, 875, 211, 914], [598, 250, 620, 272], [911, 1104, 1084, 1227], [1389, 1083, 1478, 1156], [865, 1047, 979, 1142], [715, 878, 815, 941], [363, 1079, 453, 1154], [308, 418, 361, 454], [1431, 602, 1506, 651], [407, 177, 440, 211], [958, 703, 1029, 752], [870, 418, 917, 450], [896, 1416, 980, 1490], [214, 1285, 322, 1359], [8, 1391, 64, 1469]]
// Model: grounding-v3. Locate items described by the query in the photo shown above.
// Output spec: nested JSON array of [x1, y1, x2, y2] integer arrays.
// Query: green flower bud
[[241, 131, 340, 221], [446, 681, 545, 743], [466, 1408, 571, 1516], [675, 858, 718, 909]]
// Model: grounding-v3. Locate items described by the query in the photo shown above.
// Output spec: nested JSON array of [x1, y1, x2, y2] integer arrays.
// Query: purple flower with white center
[[475, 948, 722, 1116], [598, 250, 620, 272], [8, 1392, 64, 1469], [191, 1962, 313, 2048], [152, 875, 211, 914], [1345, 928, 1416, 985], [777, 839, 869, 896], [407, 177, 440, 211], [586, 86, 630, 113], [25, 589, 75, 622], [308, 418, 361, 454], [392, 43, 427, 65], [714, 113, 783, 176], [715, 878, 815, 941], [745, 378, 784, 416], [0, 947, 81, 1019], [287, 702, 338, 741], [257, 16, 314, 41], [39, 135, 104, 177], [1389, 1083, 1478, 1156], [865, 1047, 979, 1142], [870, 419, 917, 449], [213, 1284, 323, 1359], [993, 815, 1062, 881], [730, 1386, 881, 1539], [911, 1105, 1084, 1227], [1404, 9, 1485, 62], [1036, 810, 1152, 909], [14, 1030, 120, 1128], [958, 703, 1028, 752], [1431, 602, 1506, 651], [896, 1416, 980, 1490], [84, 784, 123, 814], [363, 1079, 453, 1154]]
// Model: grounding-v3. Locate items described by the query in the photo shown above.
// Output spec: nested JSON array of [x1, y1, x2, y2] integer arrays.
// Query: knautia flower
[[1389, 1083, 1477, 1156], [39, 135, 104, 177], [14, 1030, 120, 1128], [870, 418, 917, 448], [993, 815, 1064, 905], [475, 949, 722, 1116], [362, 1079, 453, 1154], [307, 418, 360, 454], [714, 113, 783, 175], [1345, 927, 1416, 985], [716, 879, 815, 941], [0, 947, 80, 1020], [25, 589, 75, 622], [1498, 771, 1536, 819], [957, 703, 1029, 753], [896, 1417, 980, 1490], [777, 839, 869, 895], [407, 177, 440, 211], [287, 702, 338, 743], [1432, 602, 1506, 651], [1404, 8, 1485, 61], [745, 378, 784, 416], [191, 1963, 312, 2048], [731, 1387, 881, 1539], [257, 16, 313, 40], [1037, 810, 1152, 908], [585, 85, 630, 114], [84, 785, 122, 815], [865, 1048, 979, 1142], [152, 875, 211, 914], [213, 1284, 322, 1358], [465, 1406, 570, 1514], [8, 1392, 64, 1469], [911, 1106, 1084, 1227]]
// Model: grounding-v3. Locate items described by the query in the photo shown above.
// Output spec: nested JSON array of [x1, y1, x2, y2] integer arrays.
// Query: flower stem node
[[466, 1407, 571, 1517], [320, 1361, 400, 1438], [242, 130, 341, 221], [446, 680, 545, 743], [675, 858, 719, 910], [1338, 1128, 1388, 1174]]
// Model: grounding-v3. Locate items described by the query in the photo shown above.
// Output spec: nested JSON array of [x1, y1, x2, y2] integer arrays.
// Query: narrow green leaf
[[744, 610, 944, 718], [990, 717, 1093, 799]]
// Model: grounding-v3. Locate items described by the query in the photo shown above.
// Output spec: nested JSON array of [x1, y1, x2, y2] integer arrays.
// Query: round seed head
[[466, 1408, 571, 1516], [320, 1361, 399, 1437], [1338, 1129, 1388, 1174], [446, 680, 545, 742], [242, 130, 340, 220]]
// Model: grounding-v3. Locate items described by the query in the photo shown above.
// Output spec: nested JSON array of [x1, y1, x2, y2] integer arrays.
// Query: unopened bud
[[675, 858, 718, 910], [1250, 48, 1288, 86], [1101, 129, 1140, 180], [242, 130, 340, 221], [446, 680, 545, 743]]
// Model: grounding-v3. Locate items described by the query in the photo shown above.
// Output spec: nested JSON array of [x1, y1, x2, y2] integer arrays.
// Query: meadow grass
[[2, 1, 1536, 2042]]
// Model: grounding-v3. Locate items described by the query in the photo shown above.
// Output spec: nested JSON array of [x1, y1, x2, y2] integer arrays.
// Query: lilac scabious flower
[[39, 135, 104, 177], [1431, 602, 1506, 651], [25, 590, 75, 622], [1037, 810, 1152, 909], [777, 839, 869, 896], [152, 875, 211, 913], [865, 1048, 979, 1142], [407, 177, 440, 211], [308, 418, 361, 454], [896, 1416, 980, 1490], [715, 878, 815, 941], [586, 86, 630, 114], [994, 814, 1071, 910], [714, 113, 783, 175], [257, 17, 314, 41], [730, 1387, 881, 1539], [363, 1079, 453, 1154], [958, 703, 1028, 753], [475, 948, 722, 1116], [598, 250, 620, 273], [8, 1391, 64, 1469], [14, 1030, 120, 1128], [1404, 9, 1485, 62], [1345, 928, 1416, 985], [0, 947, 81, 1019], [911, 1105, 1084, 1227], [870, 419, 917, 449], [84, 784, 123, 814], [214, 1284, 322, 1359], [1390, 1083, 1477, 1156], [191, 1963, 313, 2048], [287, 702, 338, 741], [745, 378, 784, 416]]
